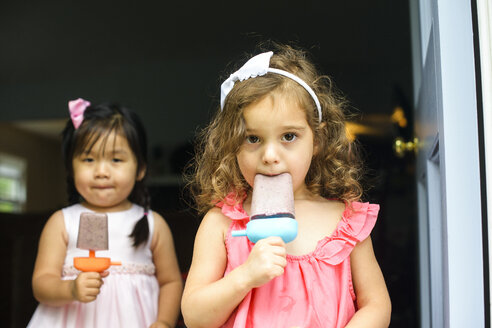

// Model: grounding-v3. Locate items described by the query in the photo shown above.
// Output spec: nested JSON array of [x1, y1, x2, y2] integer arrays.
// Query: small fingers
[[73, 272, 105, 303], [259, 236, 285, 247], [85, 280, 103, 290], [274, 253, 287, 268], [100, 270, 110, 278], [80, 275, 104, 288], [82, 271, 101, 279], [78, 285, 103, 303], [272, 245, 287, 258], [255, 238, 287, 259]]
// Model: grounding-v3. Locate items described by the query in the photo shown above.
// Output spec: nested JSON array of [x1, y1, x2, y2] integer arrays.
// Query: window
[[0, 153, 26, 213]]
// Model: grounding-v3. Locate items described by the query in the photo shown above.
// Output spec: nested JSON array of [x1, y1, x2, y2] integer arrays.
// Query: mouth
[[256, 172, 289, 177], [93, 186, 113, 190]]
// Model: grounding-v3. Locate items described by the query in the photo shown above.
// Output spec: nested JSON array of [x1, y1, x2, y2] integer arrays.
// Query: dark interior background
[[0, 0, 418, 327]]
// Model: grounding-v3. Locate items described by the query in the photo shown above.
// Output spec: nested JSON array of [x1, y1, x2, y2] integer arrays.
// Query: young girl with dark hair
[[28, 99, 182, 328]]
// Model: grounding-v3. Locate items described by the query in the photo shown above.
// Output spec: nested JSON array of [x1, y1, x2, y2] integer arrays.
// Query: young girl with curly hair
[[182, 43, 391, 328]]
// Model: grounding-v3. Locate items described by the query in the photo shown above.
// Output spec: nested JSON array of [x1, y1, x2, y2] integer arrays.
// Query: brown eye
[[282, 133, 297, 142], [246, 135, 260, 144]]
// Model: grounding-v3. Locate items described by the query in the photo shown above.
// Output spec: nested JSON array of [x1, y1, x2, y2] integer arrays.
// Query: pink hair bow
[[68, 98, 91, 129]]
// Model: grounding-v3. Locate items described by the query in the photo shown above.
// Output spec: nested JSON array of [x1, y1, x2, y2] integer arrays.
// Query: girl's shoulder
[[41, 209, 68, 245], [214, 192, 249, 222], [336, 200, 380, 244], [203, 207, 232, 228], [44, 209, 65, 227], [150, 210, 173, 239], [49, 208, 65, 220], [149, 210, 171, 252], [320, 198, 379, 239], [346, 201, 380, 220], [196, 207, 232, 243]]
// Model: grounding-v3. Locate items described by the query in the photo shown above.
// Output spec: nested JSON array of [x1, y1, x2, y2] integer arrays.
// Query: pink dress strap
[[216, 192, 249, 221], [314, 201, 379, 265]]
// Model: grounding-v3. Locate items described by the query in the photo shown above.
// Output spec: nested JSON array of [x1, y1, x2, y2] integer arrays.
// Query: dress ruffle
[[314, 202, 379, 265], [217, 193, 249, 221]]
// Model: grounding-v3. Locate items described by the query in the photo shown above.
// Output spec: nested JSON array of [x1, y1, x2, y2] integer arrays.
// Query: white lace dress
[[28, 203, 159, 328]]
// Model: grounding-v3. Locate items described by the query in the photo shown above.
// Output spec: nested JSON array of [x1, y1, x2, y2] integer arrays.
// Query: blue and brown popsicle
[[232, 173, 298, 243]]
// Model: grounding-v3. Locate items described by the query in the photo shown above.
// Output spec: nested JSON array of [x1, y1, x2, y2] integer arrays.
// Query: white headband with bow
[[220, 51, 322, 122]]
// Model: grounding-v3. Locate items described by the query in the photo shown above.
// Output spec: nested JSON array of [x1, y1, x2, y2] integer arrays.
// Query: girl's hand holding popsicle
[[241, 236, 287, 288], [72, 212, 119, 303], [71, 271, 109, 303]]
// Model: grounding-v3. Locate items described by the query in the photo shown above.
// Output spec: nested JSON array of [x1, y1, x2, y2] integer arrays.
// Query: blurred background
[[0, 0, 417, 326]]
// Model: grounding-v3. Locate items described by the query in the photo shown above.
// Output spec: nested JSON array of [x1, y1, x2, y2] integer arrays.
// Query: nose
[[262, 142, 280, 165], [94, 161, 110, 178]]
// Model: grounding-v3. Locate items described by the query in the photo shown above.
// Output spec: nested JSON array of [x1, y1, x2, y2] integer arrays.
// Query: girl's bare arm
[[181, 208, 250, 328], [181, 207, 287, 328], [346, 236, 391, 327], [150, 212, 184, 328], [32, 211, 76, 305]]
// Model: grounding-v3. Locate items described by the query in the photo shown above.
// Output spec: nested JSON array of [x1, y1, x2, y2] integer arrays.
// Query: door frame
[[411, 0, 486, 326], [475, 0, 492, 322]]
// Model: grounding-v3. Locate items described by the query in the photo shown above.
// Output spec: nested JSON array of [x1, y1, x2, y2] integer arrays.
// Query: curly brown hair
[[186, 43, 363, 214]]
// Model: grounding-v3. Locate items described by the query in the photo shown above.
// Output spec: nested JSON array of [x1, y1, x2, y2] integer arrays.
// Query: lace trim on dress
[[62, 262, 156, 277]]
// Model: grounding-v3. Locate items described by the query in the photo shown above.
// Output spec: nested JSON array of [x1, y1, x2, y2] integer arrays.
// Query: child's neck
[[292, 184, 320, 201], [80, 199, 133, 213]]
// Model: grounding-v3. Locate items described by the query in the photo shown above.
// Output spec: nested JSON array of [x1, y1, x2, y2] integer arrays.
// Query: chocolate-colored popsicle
[[76, 212, 108, 251], [74, 212, 121, 272], [250, 173, 295, 220], [231, 172, 298, 243]]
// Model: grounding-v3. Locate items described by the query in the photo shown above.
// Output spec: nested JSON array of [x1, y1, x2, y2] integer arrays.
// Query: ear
[[136, 165, 147, 181]]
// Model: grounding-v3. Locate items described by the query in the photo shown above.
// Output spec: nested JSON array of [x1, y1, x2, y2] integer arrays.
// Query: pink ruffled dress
[[218, 194, 379, 328]]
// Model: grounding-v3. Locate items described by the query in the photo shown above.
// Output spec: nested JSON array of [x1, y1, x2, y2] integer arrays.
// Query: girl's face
[[236, 92, 316, 199], [72, 131, 144, 212]]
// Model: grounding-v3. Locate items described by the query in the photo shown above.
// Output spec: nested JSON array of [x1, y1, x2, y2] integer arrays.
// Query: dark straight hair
[[62, 102, 150, 248]]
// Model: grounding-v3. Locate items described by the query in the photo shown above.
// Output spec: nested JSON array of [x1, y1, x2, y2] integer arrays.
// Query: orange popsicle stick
[[74, 249, 121, 273]]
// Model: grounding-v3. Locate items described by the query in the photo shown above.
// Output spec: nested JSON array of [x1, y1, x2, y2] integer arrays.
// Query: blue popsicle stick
[[232, 216, 298, 243]]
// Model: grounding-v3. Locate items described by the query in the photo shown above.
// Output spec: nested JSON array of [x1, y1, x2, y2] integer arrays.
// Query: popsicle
[[232, 173, 298, 243], [76, 212, 109, 250], [73, 212, 121, 272]]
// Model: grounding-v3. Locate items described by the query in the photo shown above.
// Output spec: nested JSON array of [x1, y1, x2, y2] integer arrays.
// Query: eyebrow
[[82, 148, 129, 156], [245, 125, 307, 132], [111, 149, 128, 154], [282, 125, 307, 131]]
